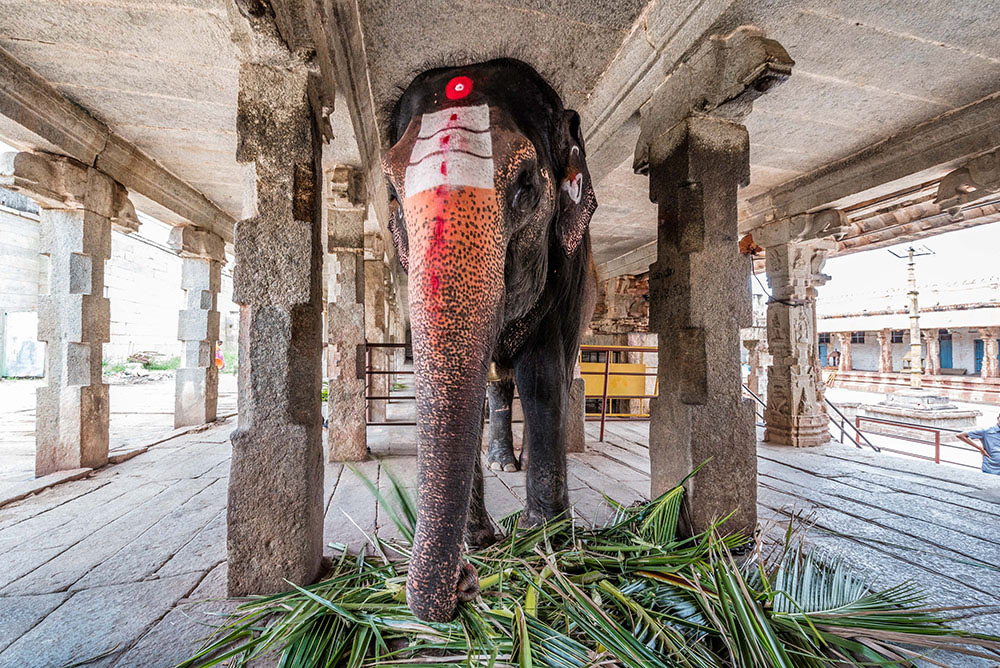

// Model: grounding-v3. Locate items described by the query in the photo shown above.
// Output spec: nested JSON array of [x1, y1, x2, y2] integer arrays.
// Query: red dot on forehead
[[445, 75, 473, 100]]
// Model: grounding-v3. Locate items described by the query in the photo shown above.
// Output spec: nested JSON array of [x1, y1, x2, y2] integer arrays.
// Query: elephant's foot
[[519, 503, 568, 530], [466, 522, 499, 550], [486, 445, 519, 472], [456, 562, 480, 603]]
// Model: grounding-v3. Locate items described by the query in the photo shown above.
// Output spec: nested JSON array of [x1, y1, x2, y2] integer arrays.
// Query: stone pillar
[[227, 61, 324, 595], [565, 377, 586, 453], [645, 116, 757, 536], [876, 328, 893, 374], [980, 327, 1000, 379], [836, 333, 853, 371], [923, 329, 941, 376], [169, 227, 225, 427], [744, 339, 762, 395], [760, 239, 834, 448], [325, 167, 368, 462], [364, 244, 389, 423], [0, 151, 138, 476]]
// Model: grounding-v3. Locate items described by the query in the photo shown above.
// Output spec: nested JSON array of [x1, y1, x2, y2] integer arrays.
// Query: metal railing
[[742, 384, 879, 451], [365, 343, 413, 426], [363, 343, 659, 436], [853, 415, 978, 469], [579, 344, 658, 442]]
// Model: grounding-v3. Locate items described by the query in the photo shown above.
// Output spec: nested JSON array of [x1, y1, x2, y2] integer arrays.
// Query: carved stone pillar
[[227, 59, 324, 595], [645, 116, 757, 536], [836, 333, 853, 371], [169, 227, 225, 428], [364, 239, 389, 424], [876, 328, 893, 374], [923, 329, 941, 376], [980, 327, 1000, 379], [760, 239, 834, 448], [743, 339, 762, 396], [325, 166, 368, 462], [1, 151, 138, 476]]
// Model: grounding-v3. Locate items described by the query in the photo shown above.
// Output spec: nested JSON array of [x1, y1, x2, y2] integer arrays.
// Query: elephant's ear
[[388, 192, 409, 273], [555, 110, 597, 257]]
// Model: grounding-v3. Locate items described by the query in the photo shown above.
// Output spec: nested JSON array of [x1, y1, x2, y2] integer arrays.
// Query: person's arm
[[957, 431, 989, 458]]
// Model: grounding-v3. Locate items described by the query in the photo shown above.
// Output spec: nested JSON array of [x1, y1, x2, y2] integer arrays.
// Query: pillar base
[[174, 366, 219, 428], [763, 413, 829, 448], [35, 382, 109, 476]]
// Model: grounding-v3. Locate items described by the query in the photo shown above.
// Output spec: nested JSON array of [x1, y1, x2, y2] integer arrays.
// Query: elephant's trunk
[[403, 179, 505, 622]]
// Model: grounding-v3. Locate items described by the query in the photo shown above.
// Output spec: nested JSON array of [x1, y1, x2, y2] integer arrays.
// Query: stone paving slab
[[0, 411, 998, 666]]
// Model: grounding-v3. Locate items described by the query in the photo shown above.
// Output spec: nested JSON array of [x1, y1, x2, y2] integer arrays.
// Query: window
[[851, 331, 866, 344], [581, 350, 606, 363], [891, 330, 904, 344], [818, 333, 831, 344], [939, 329, 952, 341]]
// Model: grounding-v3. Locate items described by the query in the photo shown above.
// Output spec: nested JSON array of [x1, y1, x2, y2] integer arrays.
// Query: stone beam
[[742, 91, 1000, 232], [304, 0, 396, 267], [935, 146, 1000, 213], [0, 44, 235, 243], [634, 26, 793, 176], [580, 0, 736, 183]]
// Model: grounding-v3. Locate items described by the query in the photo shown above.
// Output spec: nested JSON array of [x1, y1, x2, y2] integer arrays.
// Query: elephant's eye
[[511, 168, 540, 216]]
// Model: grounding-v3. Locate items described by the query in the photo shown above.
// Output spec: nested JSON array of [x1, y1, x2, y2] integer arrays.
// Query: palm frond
[[179, 466, 1000, 668]]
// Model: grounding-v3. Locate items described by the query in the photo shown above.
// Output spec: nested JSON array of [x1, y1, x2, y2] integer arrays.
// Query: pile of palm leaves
[[180, 470, 1000, 667]]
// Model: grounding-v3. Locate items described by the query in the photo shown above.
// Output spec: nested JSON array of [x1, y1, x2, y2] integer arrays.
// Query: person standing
[[957, 413, 1000, 475]]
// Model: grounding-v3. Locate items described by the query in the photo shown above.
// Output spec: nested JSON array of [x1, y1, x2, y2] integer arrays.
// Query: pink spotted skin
[[383, 59, 597, 622]]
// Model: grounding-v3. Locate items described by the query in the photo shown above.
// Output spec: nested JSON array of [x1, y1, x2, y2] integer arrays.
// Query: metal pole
[[365, 345, 371, 424], [934, 430, 940, 464], [907, 247, 922, 389], [599, 348, 611, 442]]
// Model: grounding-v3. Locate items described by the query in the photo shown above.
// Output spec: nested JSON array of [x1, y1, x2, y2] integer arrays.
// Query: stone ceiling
[[1, 0, 998, 266]]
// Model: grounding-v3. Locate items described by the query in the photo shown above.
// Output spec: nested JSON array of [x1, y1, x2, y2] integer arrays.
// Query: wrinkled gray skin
[[383, 58, 598, 622]]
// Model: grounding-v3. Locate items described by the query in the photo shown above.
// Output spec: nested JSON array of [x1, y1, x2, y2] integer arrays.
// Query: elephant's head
[[382, 58, 596, 622]]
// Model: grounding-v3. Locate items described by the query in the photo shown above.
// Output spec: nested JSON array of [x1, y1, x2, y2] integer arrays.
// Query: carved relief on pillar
[[980, 327, 1000, 379], [836, 332, 853, 371], [876, 328, 893, 374], [761, 239, 834, 447], [922, 329, 941, 376]]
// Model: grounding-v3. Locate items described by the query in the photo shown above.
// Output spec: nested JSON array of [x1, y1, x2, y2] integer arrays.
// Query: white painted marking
[[406, 153, 494, 195], [562, 173, 582, 204], [406, 104, 494, 196], [416, 104, 490, 138], [409, 128, 492, 164]]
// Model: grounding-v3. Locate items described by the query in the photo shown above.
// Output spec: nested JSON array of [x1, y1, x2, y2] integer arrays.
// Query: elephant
[[382, 58, 598, 622]]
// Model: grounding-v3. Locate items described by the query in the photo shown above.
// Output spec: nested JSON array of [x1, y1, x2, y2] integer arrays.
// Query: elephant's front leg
[[514, 352, 569, 527], [467, 405, 499, 548], [486, 376, 519, 472]]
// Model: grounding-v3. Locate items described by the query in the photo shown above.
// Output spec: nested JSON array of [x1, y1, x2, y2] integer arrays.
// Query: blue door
[[975, 339, 984, 374], [819, 343, 827, 367], [939, 338, 953, 369]]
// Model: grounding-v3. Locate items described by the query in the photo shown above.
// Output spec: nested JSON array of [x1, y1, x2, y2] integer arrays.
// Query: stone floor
[[0, 375, 238, 500], [1, 400, 999, 666]]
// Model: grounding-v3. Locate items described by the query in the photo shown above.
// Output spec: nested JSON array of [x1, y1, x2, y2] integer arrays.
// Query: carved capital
[[326, 165, 367, 211], [634, 26, 793, 174], [168, 226, 227, 263], [935, 147, 1000, 213], [0, 151, 138, 233], [753, 208, 848, 248]]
